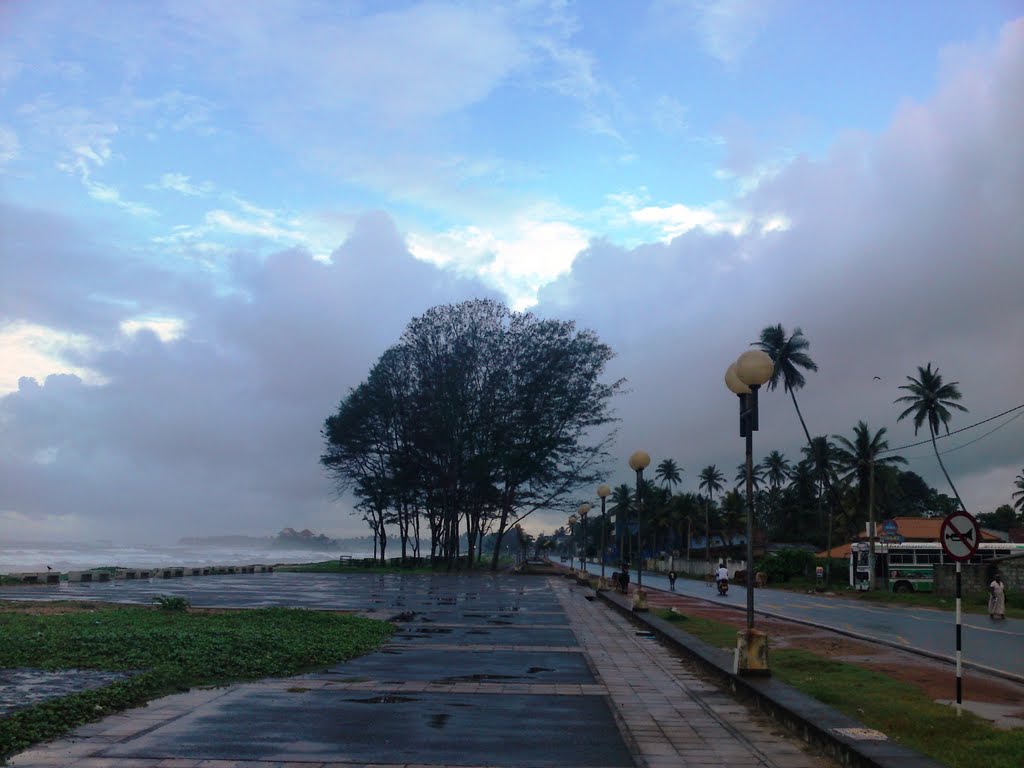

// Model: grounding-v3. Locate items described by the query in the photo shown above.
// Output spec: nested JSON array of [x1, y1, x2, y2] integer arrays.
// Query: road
[[580, 562, 1024, 680]]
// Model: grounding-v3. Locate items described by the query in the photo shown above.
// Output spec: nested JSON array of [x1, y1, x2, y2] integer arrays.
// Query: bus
[[849, 541, 1024, 592]]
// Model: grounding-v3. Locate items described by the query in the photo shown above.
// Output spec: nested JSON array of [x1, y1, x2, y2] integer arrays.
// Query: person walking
[[989, 573, 1006, 620], [668, 570, 677, 591]]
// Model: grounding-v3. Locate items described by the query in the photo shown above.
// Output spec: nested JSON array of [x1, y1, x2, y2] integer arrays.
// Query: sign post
[[939, 510, 981, 716]]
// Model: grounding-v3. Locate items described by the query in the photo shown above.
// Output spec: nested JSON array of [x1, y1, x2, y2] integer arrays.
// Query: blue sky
[[2, 1, 1023, 542]]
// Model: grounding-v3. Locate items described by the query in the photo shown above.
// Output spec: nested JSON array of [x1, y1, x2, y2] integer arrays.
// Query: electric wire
[[877, 401, 1024, 455]]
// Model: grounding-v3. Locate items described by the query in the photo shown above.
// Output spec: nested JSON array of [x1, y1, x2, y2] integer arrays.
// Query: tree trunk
[[931, 429, 968, 512]]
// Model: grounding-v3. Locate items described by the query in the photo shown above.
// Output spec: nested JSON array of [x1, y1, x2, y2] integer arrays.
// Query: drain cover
[[830, 727, 888, 741]]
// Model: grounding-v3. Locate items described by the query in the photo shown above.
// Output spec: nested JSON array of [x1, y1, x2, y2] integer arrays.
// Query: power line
[[878, 401, 1024, 455], [899, 408, 1024, 461]]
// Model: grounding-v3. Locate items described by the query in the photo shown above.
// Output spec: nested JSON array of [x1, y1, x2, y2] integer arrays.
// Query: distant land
[[178, 529, 378, 551]]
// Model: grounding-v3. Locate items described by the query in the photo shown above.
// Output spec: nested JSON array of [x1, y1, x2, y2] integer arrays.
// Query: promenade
[[6, 572, 839, 768]]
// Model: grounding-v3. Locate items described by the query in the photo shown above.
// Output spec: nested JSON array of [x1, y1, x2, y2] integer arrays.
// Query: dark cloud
[[535, 20, 1024, 522], [0, 207, 495, 542]]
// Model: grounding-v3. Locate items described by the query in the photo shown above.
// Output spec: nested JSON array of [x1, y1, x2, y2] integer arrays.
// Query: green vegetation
[[654, 609, 1024, 768], [848, 587, 1024, 620], [151, 594, 191, 611], [0, 602, 392, 760], [773, 649, 1023, 768]]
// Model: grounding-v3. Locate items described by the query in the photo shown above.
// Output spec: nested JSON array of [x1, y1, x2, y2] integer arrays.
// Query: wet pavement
[[6, 573, 840, 768], [0, 669, 134, 716]]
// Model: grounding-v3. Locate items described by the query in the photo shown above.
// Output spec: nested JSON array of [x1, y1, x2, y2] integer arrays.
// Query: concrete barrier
[[7, 572, 60, 585]]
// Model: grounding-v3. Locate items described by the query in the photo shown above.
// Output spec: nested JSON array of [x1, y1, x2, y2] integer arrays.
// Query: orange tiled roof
[[862, 516, 1000, 542]]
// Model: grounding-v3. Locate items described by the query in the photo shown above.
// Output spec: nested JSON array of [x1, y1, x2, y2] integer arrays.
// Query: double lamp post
[[724, 348, 774, 674]]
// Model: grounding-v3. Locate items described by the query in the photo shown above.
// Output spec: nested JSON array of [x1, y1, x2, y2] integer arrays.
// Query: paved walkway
[[7, 574, 839, 767]]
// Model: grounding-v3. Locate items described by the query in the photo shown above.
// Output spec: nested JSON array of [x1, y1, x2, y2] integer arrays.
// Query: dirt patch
[[644, 590, 1024, 707]]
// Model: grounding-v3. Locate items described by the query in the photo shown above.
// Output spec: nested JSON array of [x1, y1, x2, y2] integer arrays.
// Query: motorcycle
[[717, 578, 729, 596]]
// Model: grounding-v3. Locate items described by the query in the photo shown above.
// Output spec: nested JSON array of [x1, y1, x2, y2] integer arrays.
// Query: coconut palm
[[656, 458, 683, 493], [735, 461, 764, 491], [1014, 470, 1024, 513], [803, 436, 839, 577], [895, 363, 969, 512], [762, 450, 793, 489], [610, 483, 633, 561], [698, 465, 725, 564], [832, 421, 907, 588], [753, 325, 818, 444]]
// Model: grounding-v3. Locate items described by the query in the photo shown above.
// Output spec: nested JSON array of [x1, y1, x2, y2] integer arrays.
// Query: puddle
[[527, 667, 554, 674], [352, 695, 419, 704], [438, 673, 519, 683], [414, 627, 452, 634], [427, 713, 450, 730]]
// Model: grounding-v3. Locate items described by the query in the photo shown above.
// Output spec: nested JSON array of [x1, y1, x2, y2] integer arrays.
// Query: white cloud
[[0, 322, 104, 394], [120, 317, 186, 342], [156, 173, 212, 197], [84, 179, 157, 217], [409, 217, 589, 310], [630, 202, 746, 240]]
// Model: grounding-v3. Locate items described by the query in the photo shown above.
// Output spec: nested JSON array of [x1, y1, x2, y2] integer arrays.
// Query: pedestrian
[[989, 573, 1006, 620], [668, 570, 677, 591]]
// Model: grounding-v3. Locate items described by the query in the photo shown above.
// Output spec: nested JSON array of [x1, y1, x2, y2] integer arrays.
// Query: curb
[[595, 587, 944, 768]]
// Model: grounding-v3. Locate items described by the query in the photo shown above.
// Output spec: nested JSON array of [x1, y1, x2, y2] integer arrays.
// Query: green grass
[[0, 602, 393, 760], [847, 588, 1023, 619], [654, 609, 1024, 768]]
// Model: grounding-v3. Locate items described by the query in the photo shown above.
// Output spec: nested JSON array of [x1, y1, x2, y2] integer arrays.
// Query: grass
[[847, 588, 1024, 619], [654, 609, 1024, 768], [0, 601, 393, 761]]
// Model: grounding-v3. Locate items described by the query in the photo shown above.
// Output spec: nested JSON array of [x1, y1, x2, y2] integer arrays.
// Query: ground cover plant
[[0, 601, 392, 760], [655, 609, 1023, 768]]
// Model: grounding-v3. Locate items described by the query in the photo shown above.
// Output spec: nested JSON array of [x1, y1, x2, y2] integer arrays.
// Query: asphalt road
[[581, 562, 1024, 679]]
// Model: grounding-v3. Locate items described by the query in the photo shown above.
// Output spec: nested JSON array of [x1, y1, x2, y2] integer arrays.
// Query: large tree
[[894, 363, 969, 513], [321, 299, 623, 569]]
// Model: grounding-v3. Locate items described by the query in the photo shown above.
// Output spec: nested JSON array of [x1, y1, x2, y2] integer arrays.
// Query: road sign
[[939, 511, 980, 562]]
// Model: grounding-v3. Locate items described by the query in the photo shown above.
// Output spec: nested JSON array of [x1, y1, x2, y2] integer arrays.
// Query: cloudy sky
[[2, 1, 1022, 545]]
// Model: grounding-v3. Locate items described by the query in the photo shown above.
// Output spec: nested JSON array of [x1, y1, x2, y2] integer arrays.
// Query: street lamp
[[725, 349, 773, 674], [578, 503, 591, 578], [628, 450, 651, 610], [567, 514, 579, 571], [597, 484, 611, 589]]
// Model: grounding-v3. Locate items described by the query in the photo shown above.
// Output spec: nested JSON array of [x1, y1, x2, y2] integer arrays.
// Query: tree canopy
[[320, 299, 623, 568]]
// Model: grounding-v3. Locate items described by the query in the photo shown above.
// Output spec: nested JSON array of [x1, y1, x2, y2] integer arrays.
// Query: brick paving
[[7, 574, 841, 768]]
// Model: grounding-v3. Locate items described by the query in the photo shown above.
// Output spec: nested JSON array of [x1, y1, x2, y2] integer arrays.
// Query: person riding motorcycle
[[715, 563, 729, 595]]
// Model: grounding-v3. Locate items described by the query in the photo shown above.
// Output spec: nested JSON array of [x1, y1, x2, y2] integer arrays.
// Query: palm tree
[[895, 363, 969, 512], [610, 483, 633, 562], [803, 436, 838, 580], [735, 461, 764, 491], [1013, 470, 1024, 514], [698, 465, 725, 566], [762, 450, 793, 489], [753, 325, 818, 445], [656, 458, 683, 493], [832, 421, 907, 588]]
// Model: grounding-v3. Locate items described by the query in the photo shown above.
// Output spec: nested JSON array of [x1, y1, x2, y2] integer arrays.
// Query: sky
[[1, 1, 1023, 545]]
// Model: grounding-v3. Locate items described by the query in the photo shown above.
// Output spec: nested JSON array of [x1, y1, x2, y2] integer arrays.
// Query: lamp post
[[567, 514, 578, 572], [725, 349, 773, 674], [578, 503, 591, 578], [597, 484, 611, 589], [628, 450, 651, 610]]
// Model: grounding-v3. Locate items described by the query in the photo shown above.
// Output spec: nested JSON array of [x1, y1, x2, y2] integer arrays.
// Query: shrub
[[152, 595, 191, 612], [755, 549, 816, 582]]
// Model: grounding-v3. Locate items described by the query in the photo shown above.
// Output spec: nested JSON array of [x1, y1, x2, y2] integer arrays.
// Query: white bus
[[849, 541, 1024, 592]]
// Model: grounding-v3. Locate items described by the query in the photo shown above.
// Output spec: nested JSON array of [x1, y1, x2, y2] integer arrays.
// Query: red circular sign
[[939, 511, 980, 562]]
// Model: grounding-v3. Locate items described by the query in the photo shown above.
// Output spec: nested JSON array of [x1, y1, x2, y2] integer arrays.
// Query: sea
[[0, 542, 374, 574]]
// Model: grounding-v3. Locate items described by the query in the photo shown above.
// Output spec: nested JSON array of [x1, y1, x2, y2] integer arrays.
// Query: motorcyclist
[[715, 563, 729, 594]]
